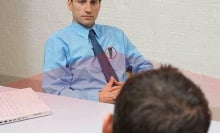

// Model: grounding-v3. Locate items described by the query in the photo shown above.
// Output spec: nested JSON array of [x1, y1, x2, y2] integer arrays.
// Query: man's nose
[[85, 3, 92, 12]]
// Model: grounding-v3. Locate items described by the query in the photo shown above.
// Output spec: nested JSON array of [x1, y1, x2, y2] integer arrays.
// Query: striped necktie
[[89, 29, 119, 82]]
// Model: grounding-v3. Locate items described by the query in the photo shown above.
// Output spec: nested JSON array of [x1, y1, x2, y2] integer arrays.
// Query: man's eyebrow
[[91, 0, 99, 3]]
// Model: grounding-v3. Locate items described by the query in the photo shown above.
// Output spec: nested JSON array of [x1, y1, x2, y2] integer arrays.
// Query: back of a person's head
[[113, 66, 211, 133]]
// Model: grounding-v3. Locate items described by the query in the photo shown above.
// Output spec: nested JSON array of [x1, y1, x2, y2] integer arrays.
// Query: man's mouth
[[82, 16, 93, 19]]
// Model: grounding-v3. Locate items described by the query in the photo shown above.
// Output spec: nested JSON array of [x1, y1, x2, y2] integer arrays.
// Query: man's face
[[67, 0, 101, 28]]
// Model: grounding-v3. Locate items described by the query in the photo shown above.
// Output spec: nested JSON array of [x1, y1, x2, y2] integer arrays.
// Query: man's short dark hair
[[113, 66, 211, 133], [71, 0, 102, 2]]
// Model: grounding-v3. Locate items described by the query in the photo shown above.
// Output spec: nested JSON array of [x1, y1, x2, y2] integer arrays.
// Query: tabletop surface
[[0, 86, 219, 133]]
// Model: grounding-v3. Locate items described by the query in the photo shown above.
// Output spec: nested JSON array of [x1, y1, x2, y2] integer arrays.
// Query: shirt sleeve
[[42, 36, 74, 96], [122, 32, 154, 73]]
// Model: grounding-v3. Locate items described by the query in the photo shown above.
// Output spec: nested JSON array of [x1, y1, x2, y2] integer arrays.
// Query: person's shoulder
[[96, 24, 124, 33], [48, 25, 72, 39]]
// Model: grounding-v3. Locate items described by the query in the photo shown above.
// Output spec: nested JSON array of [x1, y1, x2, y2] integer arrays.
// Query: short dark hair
[[71, 0, 102, 2], [113, 66, 211, 133]]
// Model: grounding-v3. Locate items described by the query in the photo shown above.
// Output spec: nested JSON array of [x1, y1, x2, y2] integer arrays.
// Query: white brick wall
[[0, 0, 71, 79], [0, 0, 220, 80]]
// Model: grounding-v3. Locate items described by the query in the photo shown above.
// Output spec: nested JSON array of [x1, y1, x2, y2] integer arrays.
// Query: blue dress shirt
[[43, 22, 153, 101]]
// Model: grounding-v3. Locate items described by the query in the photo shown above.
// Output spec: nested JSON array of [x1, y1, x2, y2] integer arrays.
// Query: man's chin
[[81, 22, 95, 28]]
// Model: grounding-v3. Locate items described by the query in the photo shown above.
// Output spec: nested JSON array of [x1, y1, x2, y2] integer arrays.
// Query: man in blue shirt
[[43, 0, 153, 103]]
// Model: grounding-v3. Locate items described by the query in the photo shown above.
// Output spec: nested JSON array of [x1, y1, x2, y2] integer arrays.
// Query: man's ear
[[66, 0, 72, 11], [102, 113, 113, 133]]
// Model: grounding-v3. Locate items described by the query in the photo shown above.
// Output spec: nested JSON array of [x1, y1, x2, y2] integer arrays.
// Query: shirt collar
[[92, 24, 101, 38], [70, 21, 101, 39]]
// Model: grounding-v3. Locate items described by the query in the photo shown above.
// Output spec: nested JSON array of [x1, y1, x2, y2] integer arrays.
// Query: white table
[[0, 86, 113, 133], [0, 86, 219, 133]]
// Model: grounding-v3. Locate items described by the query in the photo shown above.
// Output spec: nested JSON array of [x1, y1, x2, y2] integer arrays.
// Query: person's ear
[[67, 0, 73, 11], [102, 113, 113, 133]]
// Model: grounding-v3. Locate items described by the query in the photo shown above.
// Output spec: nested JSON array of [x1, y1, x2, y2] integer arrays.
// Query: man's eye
[[77, 0, 86, 4], [90, 0, 98, 5]]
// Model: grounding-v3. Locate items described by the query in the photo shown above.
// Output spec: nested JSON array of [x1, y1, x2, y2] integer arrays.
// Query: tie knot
[[89, 29, 96, 39]]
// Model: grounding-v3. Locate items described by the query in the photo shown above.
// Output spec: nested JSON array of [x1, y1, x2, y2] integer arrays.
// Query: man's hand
[[99, 77, 123, 104]]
